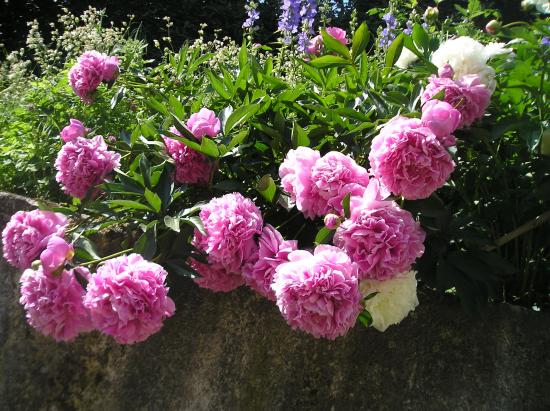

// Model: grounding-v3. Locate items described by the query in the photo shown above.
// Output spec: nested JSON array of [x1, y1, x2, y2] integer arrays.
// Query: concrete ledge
[[1, 192, 549, 410]]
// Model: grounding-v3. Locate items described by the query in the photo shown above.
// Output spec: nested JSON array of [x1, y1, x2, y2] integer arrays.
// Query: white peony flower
[[522, 0, 550, 14], [431, 36, 511, 92], [396, 47, 419, 69], [360, 270, 419, 332]]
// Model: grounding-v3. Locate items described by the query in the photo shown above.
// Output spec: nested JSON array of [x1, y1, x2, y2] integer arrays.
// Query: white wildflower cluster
[[23, 7, 143, 73]]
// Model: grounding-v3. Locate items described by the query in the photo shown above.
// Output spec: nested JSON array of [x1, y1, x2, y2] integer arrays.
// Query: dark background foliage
[[0, 0, 527, 53]]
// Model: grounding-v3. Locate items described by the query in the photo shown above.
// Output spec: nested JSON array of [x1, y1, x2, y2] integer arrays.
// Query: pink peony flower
[[60, 119, 87, 143], [102, 55, 120, 82], [163, 127, 213, 185], [68, 52, 104, 103], [83, 254, 175, 344], [193, 193, 263, 273], [186, 108, 221, 139], [279, 147, 327, 219], [55, 135, 121, 199], [326, 27, 348, 45], [421, 100, 461, 146], [422, 73, 492, 128], [40, 236, 74, 275], [189, 258, 244, 292], [242, 225, 298, 300], [369, 116, 455, 200], [272, 245, 362, 340], [334, 187, 426, 280], [19, 266, 93, 342], [68, 51, 120, 103], [2, 210, 68, 269], [307, 35, 324, 55], [311, 151, 370, 213]]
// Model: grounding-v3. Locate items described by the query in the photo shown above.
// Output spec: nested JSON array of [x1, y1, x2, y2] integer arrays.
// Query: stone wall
[[1, 192, 549, 411]]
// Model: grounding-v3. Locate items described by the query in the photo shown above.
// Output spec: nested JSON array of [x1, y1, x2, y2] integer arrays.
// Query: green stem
[[80, 248, 133, 267]]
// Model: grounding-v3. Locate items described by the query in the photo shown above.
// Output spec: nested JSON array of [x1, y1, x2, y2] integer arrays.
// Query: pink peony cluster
[[163, 127, 213, 185], [61, 119, 88, 143], [272, 245, 362, 340], [2, 210, 68, 269], [186, 108, 221, 138], [279, 147, 370, 219], [192, 193, 263, 291], [307, 27, 348, 55], [368, 116, 455, 200], [334, 182, 426, 281], [422, 65, 492, 128], [19, 266, 93, 342], [55, 135, 121, 199], [68, 51, 120, 103], [242, 225, 298, 300], [83, 254, 175, 344]]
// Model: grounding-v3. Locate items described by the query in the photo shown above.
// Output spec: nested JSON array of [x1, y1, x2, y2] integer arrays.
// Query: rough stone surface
[[1, 192, 549, 411]]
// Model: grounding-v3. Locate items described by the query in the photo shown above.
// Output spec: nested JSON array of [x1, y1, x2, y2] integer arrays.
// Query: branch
[[484, 210, 550, 251]]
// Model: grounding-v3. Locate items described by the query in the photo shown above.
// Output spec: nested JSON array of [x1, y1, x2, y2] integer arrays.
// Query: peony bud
[[60, 119, 87, 143], [438, 63, 454, 79], [324, 214, 342, 230], [423, 7, 439, 24], [485, 20, 501, 35], [421, 99, 462, 139], [40, 236, 74, 276]]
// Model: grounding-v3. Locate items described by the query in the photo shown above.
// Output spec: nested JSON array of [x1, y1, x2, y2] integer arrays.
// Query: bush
[[1, 1, 549, 344]]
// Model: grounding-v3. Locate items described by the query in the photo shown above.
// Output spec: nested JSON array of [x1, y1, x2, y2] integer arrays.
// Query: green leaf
[[144, 188, 162, 213], [321, 29, 351, 60], [291, 122, 310, 148], [110, 86, 125, 109], [308, 55, 351, 69], [357, 309, 373, 328], [164, 215, 180, 232], [351, 22, 370, 61], [385, 33, 405, 68], [146, 97, 170, 116], [133, 226, 157, 260], [238, 39, 248, 69], [228, 128, 249, 150], [412, 23, 429, 52], [315, 227, 334, 245], [200, 137, 220, 158], [73, 237, 101, 261], [206, 70, 231, 99], [168, 95, 185, 119], [342, 192, 351, 219], [298, 60, 324, 85], [257, 174, 277, 203], [139, 155, 151, 189], [181, 216, 206, 236], [108, 200, 153, 212], [223, 103, 260, 135]]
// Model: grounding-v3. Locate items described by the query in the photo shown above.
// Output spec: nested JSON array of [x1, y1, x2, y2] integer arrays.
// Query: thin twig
[[483, 210, 550, 252]]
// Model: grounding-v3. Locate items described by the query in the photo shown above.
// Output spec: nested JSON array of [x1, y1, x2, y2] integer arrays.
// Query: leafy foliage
[[1, 2, 549, 314]]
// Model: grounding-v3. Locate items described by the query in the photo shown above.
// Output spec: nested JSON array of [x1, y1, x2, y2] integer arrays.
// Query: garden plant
[[0, 0, 549, 344]]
